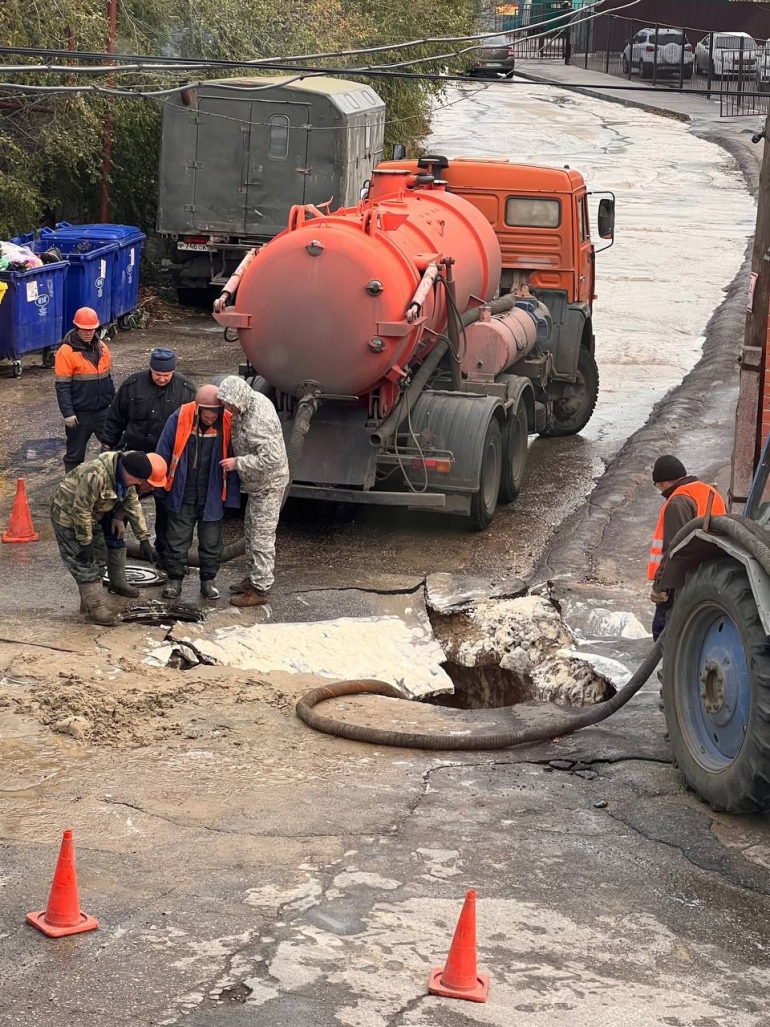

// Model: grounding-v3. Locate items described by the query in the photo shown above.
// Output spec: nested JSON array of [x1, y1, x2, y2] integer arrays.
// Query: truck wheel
[[498, 398, 528, 504], [662, 557, 770, 813], [468, 417, 502, 532], [541, 346, 599, 437]]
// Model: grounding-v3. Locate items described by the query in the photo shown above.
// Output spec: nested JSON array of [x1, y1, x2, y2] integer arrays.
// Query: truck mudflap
[[401, 391, 504, 493]]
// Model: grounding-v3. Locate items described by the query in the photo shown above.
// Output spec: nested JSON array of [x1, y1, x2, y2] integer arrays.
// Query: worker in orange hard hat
[[54, 307, 115, 475], [50, 450, 168, 625]]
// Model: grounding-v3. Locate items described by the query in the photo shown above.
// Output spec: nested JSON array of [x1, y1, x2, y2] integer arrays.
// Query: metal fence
[[569, 14, 770, 117]]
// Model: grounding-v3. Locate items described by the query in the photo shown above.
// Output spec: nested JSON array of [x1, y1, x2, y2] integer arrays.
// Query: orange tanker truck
[[214, 153, 615, 530]]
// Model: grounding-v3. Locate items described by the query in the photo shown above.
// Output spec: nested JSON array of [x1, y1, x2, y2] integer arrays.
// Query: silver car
[[694, 32, 758, 78]]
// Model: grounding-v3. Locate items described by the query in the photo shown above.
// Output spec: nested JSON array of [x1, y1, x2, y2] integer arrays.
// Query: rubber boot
[[162, 579, 183, 600], [106, 548, 140, 598], [200, 580, 220, 600], [78, 581, 118, 626]]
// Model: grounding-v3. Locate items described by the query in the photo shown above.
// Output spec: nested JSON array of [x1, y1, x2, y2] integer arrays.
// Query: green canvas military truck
[[157, 76, 386, 303]]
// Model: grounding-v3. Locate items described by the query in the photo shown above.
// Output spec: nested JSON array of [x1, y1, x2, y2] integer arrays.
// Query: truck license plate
[[177, 242, 209, 251]]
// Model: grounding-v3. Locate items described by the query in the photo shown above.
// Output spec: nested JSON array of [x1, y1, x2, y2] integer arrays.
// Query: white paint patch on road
[[428, 82, 755, 462]]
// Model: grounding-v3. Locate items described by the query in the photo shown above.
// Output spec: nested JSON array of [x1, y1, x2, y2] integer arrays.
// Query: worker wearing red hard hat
[[54, 307, 115, 475]]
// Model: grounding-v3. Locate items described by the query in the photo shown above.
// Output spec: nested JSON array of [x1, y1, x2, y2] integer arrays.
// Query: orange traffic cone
[[26, 829, 99, 937], [428, 889, 489, 1002], [2, 478, 38, 543]]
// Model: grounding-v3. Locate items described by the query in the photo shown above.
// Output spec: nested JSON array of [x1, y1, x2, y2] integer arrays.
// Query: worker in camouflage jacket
[[217, 376, 289, 607], [50, 450, 166, 625]]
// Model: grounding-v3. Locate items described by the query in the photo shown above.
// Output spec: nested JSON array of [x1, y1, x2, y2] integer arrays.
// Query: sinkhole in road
[[428, 659, 535, 710]]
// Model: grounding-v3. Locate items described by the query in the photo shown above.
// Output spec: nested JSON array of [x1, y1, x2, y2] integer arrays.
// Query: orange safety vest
[[165, 402, 232, 500], [648, 481, 726, 580]]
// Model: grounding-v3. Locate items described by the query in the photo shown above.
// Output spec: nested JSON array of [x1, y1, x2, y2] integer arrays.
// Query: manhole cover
[[102, 565, 165, 588]]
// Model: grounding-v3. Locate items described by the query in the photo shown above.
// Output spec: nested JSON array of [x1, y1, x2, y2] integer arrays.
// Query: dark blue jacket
[[156, 407, 241, 521]]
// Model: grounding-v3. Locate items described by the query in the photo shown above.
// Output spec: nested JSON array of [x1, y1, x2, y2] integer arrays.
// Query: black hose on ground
[[295, 639, 662, 751]]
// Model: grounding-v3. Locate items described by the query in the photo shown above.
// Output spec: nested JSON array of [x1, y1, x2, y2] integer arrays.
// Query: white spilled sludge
[[176, 614, 452, 699], [428, 83, 755, 463]]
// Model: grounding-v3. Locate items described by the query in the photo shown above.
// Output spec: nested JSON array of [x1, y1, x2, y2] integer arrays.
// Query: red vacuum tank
[[223, 185, 502, 397]]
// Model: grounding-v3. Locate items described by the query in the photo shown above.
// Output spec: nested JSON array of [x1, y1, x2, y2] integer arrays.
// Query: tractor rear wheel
[[661, 557, 770, 813]]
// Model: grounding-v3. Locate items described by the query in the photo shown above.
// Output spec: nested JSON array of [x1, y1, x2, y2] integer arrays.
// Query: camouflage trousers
[[243, 476, 288, 593], [52, 514, 124, 585]]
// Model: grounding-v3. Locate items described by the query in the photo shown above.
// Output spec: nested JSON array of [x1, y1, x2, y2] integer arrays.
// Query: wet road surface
[[1, 82, 753, 604]]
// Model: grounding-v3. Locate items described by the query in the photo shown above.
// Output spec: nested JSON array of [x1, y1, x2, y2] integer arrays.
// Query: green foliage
[[0, 0, 482, 237]]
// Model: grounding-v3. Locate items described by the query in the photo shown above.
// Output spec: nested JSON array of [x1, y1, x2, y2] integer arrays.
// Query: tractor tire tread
[[662, 557, 770, 814]]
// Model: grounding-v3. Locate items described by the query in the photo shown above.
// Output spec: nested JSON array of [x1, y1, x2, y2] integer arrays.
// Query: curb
[[515, 69, 692, 123]]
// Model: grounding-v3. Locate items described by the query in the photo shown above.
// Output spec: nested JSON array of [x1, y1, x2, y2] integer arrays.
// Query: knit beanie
[[652, 455, 687, 483], [121, 451, 152, 480], [150, 348, 176, 372]]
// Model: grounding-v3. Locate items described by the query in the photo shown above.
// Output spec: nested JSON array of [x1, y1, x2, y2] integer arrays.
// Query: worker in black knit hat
[[648, 456, 726, 640], [101, 347, 196, 571]]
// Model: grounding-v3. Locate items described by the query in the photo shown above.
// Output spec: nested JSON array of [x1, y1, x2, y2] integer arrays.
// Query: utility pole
[[730, 111, 770, 511], [98, 0, 117, 223]]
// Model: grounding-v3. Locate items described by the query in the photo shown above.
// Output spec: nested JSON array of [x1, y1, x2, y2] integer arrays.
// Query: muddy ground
[[1, 77, 768, 1026]]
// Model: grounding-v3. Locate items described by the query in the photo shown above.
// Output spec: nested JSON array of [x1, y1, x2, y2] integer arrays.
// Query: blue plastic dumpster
[[20, 236, 116, 332], [0, 261, 68, 377], [42, 222, 145, 327]]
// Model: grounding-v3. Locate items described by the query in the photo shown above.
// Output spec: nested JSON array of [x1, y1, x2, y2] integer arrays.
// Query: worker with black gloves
[[101, 347, 196, 568], [54, 307, 115, 474], [50, 450, 168, 625]]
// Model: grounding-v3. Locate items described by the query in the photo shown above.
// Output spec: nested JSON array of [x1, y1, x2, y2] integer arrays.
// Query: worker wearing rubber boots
[[155, 385, 241, 601], [101, 347, 196, 570], [217, 376, 289, 607], [54, 308, 115, 475], [649, 455, 726, 640], [50, 451, 167, 625]]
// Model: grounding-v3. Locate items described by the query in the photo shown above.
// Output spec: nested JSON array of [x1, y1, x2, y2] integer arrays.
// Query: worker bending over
[[54, 307, 115, 474], [217, 376, 289, 607], [649, 455, 726, 640], [155, 385, 241, 601], [50, 451, 167, 625]]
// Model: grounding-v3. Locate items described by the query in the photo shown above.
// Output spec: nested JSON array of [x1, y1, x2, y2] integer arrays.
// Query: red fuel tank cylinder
[[216, 183, 502, 401]]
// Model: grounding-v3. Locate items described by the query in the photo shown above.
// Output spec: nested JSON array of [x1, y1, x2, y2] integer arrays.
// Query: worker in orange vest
[[648, 455, 726, 639], [54, 307, 115, 474]]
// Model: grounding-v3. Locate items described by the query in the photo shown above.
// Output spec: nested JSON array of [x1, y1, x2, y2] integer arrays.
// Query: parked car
[[622, 27, 694, 80], [469, 34, 516, 77], [695, 32, 758, 78]]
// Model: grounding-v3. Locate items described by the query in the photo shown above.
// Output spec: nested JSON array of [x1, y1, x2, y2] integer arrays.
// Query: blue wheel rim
[[675, 603, 750, 771]]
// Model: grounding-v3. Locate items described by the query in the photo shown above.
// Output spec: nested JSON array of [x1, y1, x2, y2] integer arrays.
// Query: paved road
[[0, 79, 766, 1026]]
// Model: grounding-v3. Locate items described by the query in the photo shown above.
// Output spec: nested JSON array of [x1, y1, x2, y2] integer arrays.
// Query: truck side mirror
[[598, 197, 615, 240], [392, 143, 407, 161]]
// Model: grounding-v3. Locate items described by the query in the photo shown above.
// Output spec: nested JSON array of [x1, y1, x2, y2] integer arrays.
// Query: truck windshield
[[505, 197, 561, 228]]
